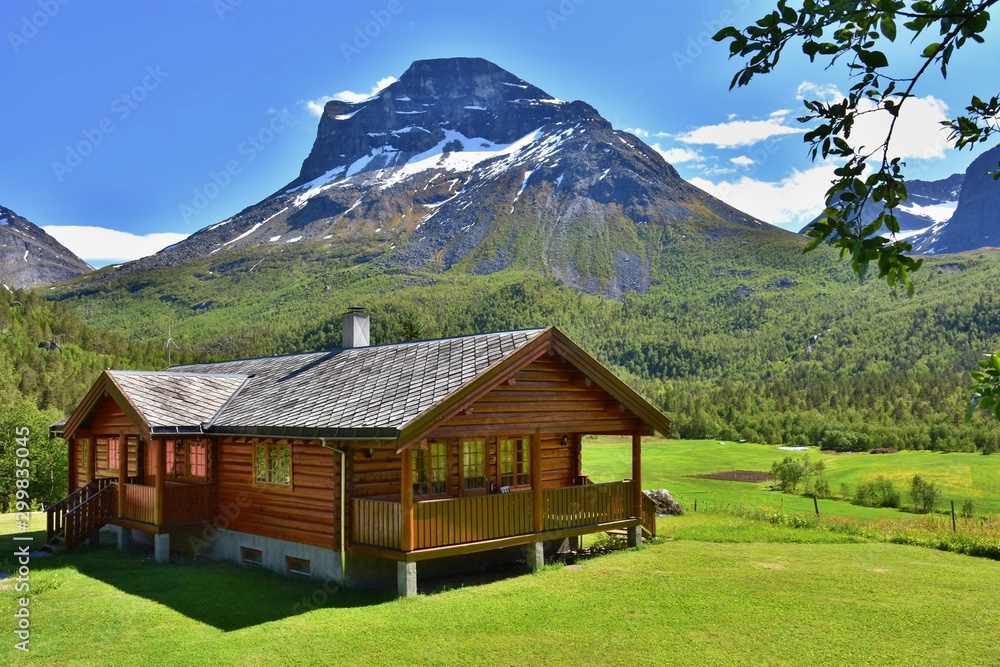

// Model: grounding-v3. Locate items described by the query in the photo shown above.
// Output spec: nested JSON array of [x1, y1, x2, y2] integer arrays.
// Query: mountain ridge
[[88, 57, 789, 298], [0, 205, 92, 289]]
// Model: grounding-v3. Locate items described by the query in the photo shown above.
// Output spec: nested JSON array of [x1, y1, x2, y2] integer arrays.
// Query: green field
[[583, 437, 1000, 518], [3, 512, 1000, 667]]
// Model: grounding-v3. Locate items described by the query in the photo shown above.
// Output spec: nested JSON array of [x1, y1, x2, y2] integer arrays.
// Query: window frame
[[253, 442, 293, 488], [499, 436, 531, 489], [412, 440, 449, 498], [286, 556, 311, 577], [241, 546, 263, 566], [460, 438, 488, 495], [107, 437, 120, 474]]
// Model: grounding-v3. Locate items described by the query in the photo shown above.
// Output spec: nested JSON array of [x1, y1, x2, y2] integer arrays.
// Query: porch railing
[[352, 480, 636, 552], [164, 483, 213, 525], [119, 483, 156, 524]]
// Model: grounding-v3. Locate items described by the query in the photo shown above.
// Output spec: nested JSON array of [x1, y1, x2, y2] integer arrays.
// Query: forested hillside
[[45, 232, 1000, 453]]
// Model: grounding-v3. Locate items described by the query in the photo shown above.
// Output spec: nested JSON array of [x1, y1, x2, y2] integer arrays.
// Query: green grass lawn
[[583, 437, 1000, 519], [3, 512, 1000, 666]]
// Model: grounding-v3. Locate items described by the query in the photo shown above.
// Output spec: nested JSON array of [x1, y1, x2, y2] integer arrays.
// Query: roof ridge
[[111, 370, 250, 378], [168, 327, 547, 370]]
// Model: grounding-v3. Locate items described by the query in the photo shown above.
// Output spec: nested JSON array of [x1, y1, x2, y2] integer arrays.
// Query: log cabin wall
[[430, 354, 647, 437], [214, 437, 340, 551], [71, 436, 88, 490]]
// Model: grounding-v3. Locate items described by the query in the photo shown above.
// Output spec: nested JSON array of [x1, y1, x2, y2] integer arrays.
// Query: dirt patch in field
[[692, 470, 771, 483]]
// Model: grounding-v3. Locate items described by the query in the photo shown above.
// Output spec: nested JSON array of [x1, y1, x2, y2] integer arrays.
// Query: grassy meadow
[[3, 438, 1000, 666], [4, 511, 1000, 667], [583, 436, 1000, 518]]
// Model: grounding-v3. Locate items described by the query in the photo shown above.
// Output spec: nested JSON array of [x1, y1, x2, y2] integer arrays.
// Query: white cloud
[[624, 127, 650, 138], [730, 156, 755, 167], [690, 164, 837, 230], [43, 226, 189, 265], [796, 81, 843, 104], [796, 82, 951, 159], [305, 76, 398, 116], [651, 144, 702, 164], [675, 118, 802, 148], [852, 95, 951, 159]]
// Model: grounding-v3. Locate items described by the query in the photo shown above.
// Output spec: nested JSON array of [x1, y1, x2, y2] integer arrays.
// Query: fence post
[[693, 499, 697, 512], [813, 496, 820, 517], [951, 500, 957, 532]]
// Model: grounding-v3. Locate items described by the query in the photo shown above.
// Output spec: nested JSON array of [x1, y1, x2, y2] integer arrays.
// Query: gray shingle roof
[[162, 329, 544, 439], [108, 371, 249, 434]]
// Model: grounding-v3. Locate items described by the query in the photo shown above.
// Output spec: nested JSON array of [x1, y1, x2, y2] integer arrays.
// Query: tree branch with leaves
[[714, 0, 1000, 420], [714, 0, 998, 294]]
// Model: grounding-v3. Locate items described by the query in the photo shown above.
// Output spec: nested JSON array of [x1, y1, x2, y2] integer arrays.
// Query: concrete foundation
[[197, 528, 343, 583], [117, 525, 132, 552], [154, 533, 170, 564], [527, 541, 545, 572], [626, 525, 643, 547], [397, 561, 417, 597]]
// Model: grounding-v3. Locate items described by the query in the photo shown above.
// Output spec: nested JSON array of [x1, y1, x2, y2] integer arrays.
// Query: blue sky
[[2, 0, 996, 265]]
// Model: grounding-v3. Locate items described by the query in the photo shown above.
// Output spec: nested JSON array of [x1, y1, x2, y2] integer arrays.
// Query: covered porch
[[351, 430, 657, 595]]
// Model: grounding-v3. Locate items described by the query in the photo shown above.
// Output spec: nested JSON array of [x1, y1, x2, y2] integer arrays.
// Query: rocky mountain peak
[[108, 57, 777, 298], [0, 205, 91, 289]]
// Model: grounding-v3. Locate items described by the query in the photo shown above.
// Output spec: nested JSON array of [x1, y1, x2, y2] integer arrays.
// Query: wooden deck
[[351, 480, 637, 557]]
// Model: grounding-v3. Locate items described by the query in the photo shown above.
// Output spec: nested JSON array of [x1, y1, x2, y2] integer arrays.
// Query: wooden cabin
[[50, 316, 671, 596]]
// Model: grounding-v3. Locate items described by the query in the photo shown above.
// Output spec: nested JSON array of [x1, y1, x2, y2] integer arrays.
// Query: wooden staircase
[[46, 478, 116, 550]]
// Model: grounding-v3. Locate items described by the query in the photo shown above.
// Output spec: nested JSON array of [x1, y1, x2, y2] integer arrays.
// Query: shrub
[[839, 482, 852, 500], [853, 476, 901, 508], [961, 499, 975, 519], [910, 475, 941, 514], [870, 448, 898, 454], [770, 456, 804, 492]]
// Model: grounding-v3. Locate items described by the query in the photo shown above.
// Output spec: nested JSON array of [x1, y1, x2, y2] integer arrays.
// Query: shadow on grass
[[0, 529, 393, 632]]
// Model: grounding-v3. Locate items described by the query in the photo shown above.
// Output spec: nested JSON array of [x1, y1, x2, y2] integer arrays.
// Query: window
[[187, 442, 207, 478], [413, 441, 448, 496], [165, 441, 176, 477], [108, 437, 120, 473], [286, 556, 311, 577], [241, 547, 263, 566], [500, 437, 531, 488], [254, 443, 291, 486], [461, 439, 486, 492], [81, 438, 89, 470]]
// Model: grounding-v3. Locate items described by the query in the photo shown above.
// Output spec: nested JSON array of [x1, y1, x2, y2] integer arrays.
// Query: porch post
[[628, 431, 643, 548], [531, 429, 543, 533], [117, 431, 127, 520], [400, 447, 414, 552], [155, 438, 166, 526], [631, 431, 642, 519], [87, 433, 96, 484]]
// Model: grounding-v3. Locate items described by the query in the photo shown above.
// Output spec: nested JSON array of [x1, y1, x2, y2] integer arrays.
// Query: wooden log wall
[[432, 354, 647, 437], [214, 437, 340, 551]]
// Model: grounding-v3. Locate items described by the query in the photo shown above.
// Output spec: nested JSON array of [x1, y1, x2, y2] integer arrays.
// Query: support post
[[155, 438, 166, 526], [154, 533, 170, 564], [117, 432, 127, 521], [87, 433, 96, 485], [397, 561, 417, 597], [631, 432, 642, 519], [527, 541, 544, 572], [117, 527, 132, 553], [531, 429, 543, 534], [401, 448, 414, 552], [626, 525, 642, 548]]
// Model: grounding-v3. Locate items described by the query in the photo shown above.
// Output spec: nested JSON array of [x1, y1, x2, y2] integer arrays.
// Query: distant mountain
[[112, 57, 784, 298], [799, 173, 963, 237], [912, 146, 1000, 254], [0, 205, 91, 288]]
